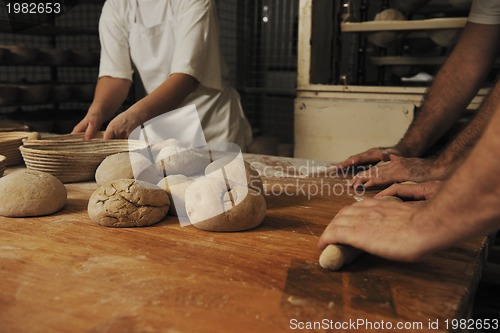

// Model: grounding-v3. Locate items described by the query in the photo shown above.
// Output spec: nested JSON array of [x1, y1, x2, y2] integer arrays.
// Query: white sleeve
[[98, 0, 134, 81], [468, 0, 500, 25], [170, 0, 223, 90]]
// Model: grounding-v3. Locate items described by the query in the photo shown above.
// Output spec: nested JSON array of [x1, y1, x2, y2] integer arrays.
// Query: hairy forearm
[[437, 81, 499, 170], [89, 76, 132, 120], [397, 23, 500, 157], [127, 73, 199, 123], [414, 84, 500, 255]]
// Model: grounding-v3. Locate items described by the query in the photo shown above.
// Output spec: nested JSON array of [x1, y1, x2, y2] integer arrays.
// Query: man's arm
[[72, 76, 132, 140], [102, 73, 199, 140], [319, 83, 500, 262], [348, 80, 499, 189], [336, 22, 500, 168], [436, 84, 498, 165]]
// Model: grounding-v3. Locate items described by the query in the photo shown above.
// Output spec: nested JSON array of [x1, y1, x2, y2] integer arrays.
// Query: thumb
[[389, 154, 400, 162], [84, 122, 98, 141]]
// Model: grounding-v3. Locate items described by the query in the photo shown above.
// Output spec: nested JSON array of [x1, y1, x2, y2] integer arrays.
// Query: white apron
[[126, 0, 252, 149]]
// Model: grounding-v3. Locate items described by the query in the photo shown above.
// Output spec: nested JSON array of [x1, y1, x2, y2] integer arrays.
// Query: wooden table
[[0, 155, 488, 333]]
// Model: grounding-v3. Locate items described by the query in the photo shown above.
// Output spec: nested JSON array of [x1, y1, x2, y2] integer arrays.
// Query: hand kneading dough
[[95, 152, 152, 185], [88, 179, 169, 227], [0, 169, 67, 217], [184, 177, 266, 232], [319, 194, 402, 270], [157, 174, 193, 216], [156, 146, 210, 177]]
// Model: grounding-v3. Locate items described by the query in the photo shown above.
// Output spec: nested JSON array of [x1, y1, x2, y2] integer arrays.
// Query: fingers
[[84, 121, 98, 141], [319, 199, 382, 249], [336, 148, 385, 169], [336, 156, 362, 169], [376, 183, 421, 200], [103, 128, 116, 140], [71, 120, 87, 134], [348, 166, 390, 189], [389, 154, 400, 162], [318, 223, 357, 250]]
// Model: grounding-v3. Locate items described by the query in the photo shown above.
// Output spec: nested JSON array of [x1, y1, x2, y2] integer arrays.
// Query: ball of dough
[[157, 174, 193, 216], [205, 158, 264, 195], [367, 9, 406, 48], [156, 146, 211, 177], [151, 138, 181, 155], [0, 169, 67, 217], [95, 152, 153, 185], [88, 179, 170, 227], [184, 177, 267, 232]]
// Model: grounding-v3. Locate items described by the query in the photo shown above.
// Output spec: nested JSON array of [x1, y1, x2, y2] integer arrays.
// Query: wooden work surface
[[0, 155, 488, 333]]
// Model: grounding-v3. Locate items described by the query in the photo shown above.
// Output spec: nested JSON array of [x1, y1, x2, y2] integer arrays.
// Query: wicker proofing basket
[[0, 131, 40, 166], [0, 154, 6, 177], [20, 134, 147, 183]]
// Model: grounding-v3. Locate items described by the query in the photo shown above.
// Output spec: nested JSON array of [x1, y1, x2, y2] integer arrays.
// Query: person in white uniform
[[335, 0, 500, 189], [72, 0, 253, 150]]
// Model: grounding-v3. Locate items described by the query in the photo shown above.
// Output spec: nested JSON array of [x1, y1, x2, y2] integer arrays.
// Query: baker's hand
[[334, 146, 403, 170], [72, 112, 104, 141], [375, 180, 443, 201], [349, 155, 447, 189], [318, 199, 431, 262], [103, 110, 142, 140]]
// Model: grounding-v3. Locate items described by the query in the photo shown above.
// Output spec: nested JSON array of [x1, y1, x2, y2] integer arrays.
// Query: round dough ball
[[367, 9, 406, 48], [205, 158, 264, 195], [95, 152, 153, 185], [185, 177, 267, 232], [157, 174, 193, 216], [0, 169, 67, 217], [88, 179, 170, 227], [151, 138, 181, 155], [156, 146, 211, 177]]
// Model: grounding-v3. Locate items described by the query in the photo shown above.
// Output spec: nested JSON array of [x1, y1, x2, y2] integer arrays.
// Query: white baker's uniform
[[98, 0, 253, 149], [468, 0, 500, 24]]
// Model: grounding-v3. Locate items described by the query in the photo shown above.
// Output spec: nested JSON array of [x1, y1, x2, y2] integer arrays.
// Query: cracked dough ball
[[88, 179, 170, 227], [95, 152, 152, 185], [185, 177, 266, 232], [0, 169, 67, 217]]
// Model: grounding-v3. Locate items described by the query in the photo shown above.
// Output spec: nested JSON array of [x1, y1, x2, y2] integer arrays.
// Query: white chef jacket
[[468, 0, 500, 25], [98, 0, 253, 149]]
